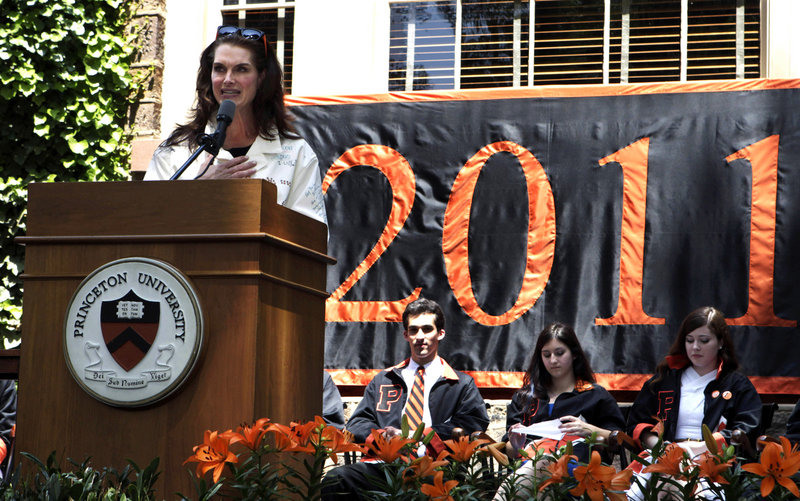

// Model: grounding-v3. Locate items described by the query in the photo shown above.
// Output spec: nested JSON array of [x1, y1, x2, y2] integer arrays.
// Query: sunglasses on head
[[407, 325, 436, 334], [216, 26, 267, 55]]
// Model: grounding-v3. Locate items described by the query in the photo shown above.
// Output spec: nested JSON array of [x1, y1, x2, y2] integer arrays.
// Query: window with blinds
[[685, 0, 760, 79], [389, 2, 459, 90], [534, 0, 605, 85], [221, 1, 295, 94], [389, 0, 760, 91], [461, 0, 524, 88]]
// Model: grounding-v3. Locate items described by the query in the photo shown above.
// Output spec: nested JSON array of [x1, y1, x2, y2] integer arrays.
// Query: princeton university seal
[[64, 258, 204, 407]]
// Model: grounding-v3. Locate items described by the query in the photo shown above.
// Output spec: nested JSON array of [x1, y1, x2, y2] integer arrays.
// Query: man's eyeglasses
[[407, 325, 436, 335], [216, 26, 267, 55]]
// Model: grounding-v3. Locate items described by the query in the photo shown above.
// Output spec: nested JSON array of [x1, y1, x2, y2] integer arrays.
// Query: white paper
[[511, 419, 565, 440]]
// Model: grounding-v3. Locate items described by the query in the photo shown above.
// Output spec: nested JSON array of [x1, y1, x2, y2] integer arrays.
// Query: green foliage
[[0, 451, 160, 500], [0, 0, 143, 343]]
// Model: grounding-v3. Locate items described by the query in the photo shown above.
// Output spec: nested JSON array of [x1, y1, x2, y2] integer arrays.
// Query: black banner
[[289, 80, 800, 394]]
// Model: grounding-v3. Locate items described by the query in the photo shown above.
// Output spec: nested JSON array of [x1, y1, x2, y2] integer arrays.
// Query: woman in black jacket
[[505, 322, 625, 459], [493, 323, 624, 500], [627, 306, 761, 450], [626, 306, 761, 500]]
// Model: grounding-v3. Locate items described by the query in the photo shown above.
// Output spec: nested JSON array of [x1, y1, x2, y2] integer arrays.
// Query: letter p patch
[[657, 391, 675, 421], [377, 384, 403, 413]]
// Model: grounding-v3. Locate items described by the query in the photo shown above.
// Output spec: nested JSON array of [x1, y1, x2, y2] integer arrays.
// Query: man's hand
[[383, 426, 402, 439]]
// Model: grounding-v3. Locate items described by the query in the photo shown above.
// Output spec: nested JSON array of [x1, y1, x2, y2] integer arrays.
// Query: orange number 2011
[[322, 136, 795, 328]]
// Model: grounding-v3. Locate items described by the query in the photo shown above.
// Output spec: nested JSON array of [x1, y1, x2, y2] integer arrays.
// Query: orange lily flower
[[420, 470, 459, 501], [569, 450, 619, 501], [442, 436, 489, 463], [367, 429, 416, 463], [223, 417, 271, 451], [742, 436, 800, 498], [694, 451, 732, 485], [538, 453, 578, 492], [606, 468, 634, 501], [290, 415, 327, 446], [320, 426, 366, 463], [403, 452, 449, 483], [184, 430, 238, 483], [268, 422, 316, 454], [643, 443, 688, 479]]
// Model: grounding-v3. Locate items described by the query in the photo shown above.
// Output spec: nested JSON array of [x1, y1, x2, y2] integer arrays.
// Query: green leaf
[[701, 424, 718, 455], [68, 138, 89, 155], [99, 139, 116, 153], [33, 123, 50, 137], [0, 0, 141, 343]]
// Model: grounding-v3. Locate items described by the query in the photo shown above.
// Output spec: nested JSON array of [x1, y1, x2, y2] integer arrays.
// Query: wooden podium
[[17, 180, 332, 498]]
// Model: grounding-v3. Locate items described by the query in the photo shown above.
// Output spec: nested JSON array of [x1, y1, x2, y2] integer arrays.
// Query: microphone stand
[[169, 133, 223, 180]]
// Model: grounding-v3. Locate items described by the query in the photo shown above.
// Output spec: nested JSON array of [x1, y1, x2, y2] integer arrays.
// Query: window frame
[[389, 0, 757, 90]]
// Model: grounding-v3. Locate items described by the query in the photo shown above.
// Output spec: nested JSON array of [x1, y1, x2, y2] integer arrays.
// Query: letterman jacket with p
[[627, 355, 761, 446], [346, 357, 489, 444]]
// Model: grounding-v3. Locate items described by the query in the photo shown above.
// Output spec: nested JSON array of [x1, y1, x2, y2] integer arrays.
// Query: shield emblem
[[100, 290, 160, 371]]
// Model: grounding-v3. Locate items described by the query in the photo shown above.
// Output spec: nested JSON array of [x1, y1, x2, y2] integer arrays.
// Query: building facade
[[130, 0, 800, 174]]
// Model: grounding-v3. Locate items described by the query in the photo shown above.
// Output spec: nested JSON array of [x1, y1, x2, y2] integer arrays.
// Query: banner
[[288, 80, 800, 395]]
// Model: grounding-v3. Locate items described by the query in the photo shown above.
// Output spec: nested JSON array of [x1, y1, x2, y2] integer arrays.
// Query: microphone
[[169, 100, 236, 180], [211, 99, 236, 154]]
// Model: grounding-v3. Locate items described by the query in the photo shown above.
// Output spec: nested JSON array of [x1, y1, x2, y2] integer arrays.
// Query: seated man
[[322, 298, 489, 500]]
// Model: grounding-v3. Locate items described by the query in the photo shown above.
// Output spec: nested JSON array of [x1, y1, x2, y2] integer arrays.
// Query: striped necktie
[[404, 366, 425, 432]]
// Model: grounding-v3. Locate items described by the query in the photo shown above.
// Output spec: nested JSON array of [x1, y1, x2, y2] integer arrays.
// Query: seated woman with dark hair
[[494, 322, 625, 499], [626, 306, 762, 500], [628, 306, 761, 449]]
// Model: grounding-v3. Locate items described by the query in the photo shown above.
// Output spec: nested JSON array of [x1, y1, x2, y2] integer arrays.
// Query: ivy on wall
[[0, 0, 143, 344]]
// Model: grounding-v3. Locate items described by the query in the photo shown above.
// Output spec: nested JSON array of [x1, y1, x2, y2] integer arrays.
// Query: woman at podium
[[144, 26, 327, 224]]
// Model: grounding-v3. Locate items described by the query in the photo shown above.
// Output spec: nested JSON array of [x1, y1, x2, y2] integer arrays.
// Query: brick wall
[[129, 0, 166, 179]]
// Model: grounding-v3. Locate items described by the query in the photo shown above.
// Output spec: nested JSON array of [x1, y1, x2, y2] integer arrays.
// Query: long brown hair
[[649, 306, 739, 390], [163, 33, 297, 149], [518, 322, 596, 401]]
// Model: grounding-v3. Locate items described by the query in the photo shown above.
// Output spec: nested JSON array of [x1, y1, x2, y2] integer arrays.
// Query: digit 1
[[725, 135, 796, 327], [596, 137, 665, 326]]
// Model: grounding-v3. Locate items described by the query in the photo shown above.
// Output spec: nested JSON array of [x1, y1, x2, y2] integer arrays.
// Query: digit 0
[[443, 141, 555, 326]]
